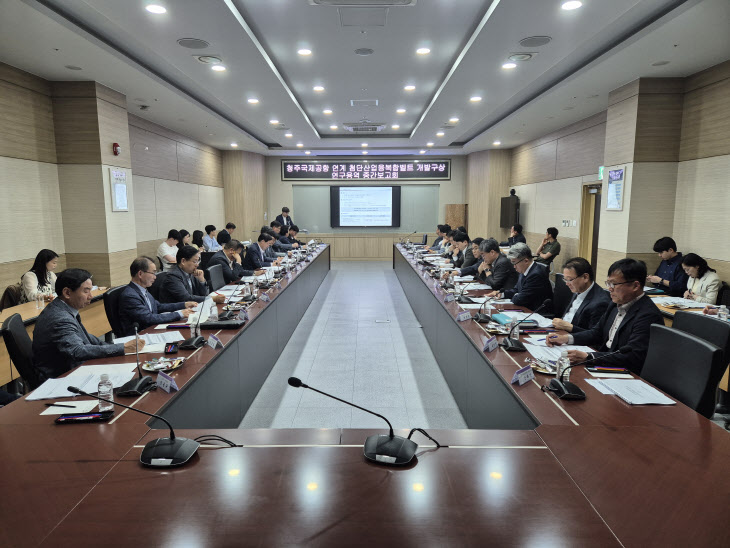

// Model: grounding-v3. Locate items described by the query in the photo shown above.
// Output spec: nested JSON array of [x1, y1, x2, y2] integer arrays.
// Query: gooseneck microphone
[[546, 345, 633, 400], [474, 296, 497, 323], [67, 385, 199, 467], [456, 279, 476, 304], [118, 322, 156, 397], [287, 377, 418, 465], [501, 299, 552, 352]]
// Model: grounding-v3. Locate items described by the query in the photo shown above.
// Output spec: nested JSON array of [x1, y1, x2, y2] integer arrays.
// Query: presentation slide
[[339, 187, 393, 226]]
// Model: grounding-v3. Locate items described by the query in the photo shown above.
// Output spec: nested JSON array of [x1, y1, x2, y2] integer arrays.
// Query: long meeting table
[[0, 243, 729, 547]]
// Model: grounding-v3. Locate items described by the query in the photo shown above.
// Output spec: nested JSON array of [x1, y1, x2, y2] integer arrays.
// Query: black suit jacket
[[453, 247, 477, 269], [242, 243, 271, 270], [160, 265, 209, 304], [572, 295, 664, 374], [118, 283, 184, 336], [275, 214, 293, 229], [503, 261, 551, 310], [207, 250, 254, 284], [564, 283, 612, 333], [485, 253, 519, 292]]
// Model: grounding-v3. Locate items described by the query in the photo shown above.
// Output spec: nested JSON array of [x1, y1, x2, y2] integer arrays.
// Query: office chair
[[148, 271, 167, 301], [421, 234, 428, 245], [552, 273, 574, 319], [717, 282, 730, 308], [1, 313, 43, 390], [205, 264, 226, 292], [102, 285, 126, 338], [0, 283, 22, 312], [642, 324, 726, 419]]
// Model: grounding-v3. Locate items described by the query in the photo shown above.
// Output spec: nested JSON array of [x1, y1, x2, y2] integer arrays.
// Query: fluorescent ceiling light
[[296, 143, 303, 147], [230, 143, 238, 147], [426, 142, 434, 147], [493, 140, 501, 146], [269, 119, 279, 124], [362, 151, 368, 155], [313, 85, 325, 92], [145, 5, 166, 14], [404, 85, 416, 91], [449, 117, 459, 123], [323, 109, 333, 114], [391, 125, 400, 130], [561, 1, 582, 10], [416, 48, 430, 55], [396, 108, 406, 114], [502, 62, 517, 69], [298, 49, 312, 56], [247, 98, 259, 104], [361, 143, 368, 147], [470, 96, 482, 102], [211, 65, 226, 72], [305, 151, 311, 155], [436, 131, 445, 137], [329, 125, 338, 130], [419, 150, 426, 154]]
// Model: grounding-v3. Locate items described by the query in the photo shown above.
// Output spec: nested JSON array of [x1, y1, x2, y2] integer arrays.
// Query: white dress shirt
[[562, 283, 595, 324]]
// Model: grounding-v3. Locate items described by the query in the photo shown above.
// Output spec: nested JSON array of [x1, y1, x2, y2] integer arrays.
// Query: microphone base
[[441, 283, 455, 290], [456, 295, 475, 304], [547, 379, 587, 400], [500, 337, 527, 352], [140, 437, 200, 467], [363, 434, 418, 466], [117, 376, 156, 397], [473, 313, 491, 323]]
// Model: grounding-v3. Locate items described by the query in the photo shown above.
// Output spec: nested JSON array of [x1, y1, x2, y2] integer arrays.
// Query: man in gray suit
[[32, 268, 144, 380]]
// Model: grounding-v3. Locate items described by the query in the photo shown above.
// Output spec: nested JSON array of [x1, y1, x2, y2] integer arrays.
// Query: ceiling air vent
[[350, 99, 379, 107], [342, 119, 387, 132], [309, 1, 416, 5]]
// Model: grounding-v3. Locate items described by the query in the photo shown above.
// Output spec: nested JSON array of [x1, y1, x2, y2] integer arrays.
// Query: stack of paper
[[27, 363, 137, 401], [523, 343, 594, 364], [593, 379, 676, 405], [652, 296, 705, 309]]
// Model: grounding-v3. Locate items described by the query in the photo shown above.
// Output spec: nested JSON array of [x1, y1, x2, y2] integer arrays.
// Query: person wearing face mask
[[551, 257, 611, 333], [681, 253, 720, 304]]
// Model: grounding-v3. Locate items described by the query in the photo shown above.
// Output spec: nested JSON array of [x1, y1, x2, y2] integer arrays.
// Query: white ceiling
[[1, 0, 728, 157]]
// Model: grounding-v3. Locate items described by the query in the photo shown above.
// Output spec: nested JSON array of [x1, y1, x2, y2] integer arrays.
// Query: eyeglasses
[[144, 270, 157, 276], [605, 280, 631, 289], [510, 258, 527, 266], [564, 274, 586, 283]]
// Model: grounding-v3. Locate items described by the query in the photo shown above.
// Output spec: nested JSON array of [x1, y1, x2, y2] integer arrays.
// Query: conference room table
[[1, 244, 729, 547], [0, 288, 109, 386]]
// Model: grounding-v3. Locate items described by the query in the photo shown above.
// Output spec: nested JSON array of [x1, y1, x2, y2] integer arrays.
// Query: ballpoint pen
[[45, 403, 75, 408]]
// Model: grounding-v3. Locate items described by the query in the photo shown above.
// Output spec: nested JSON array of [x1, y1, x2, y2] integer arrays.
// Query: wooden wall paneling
[[634, 94, 683, 162], [510, 141, 557, 187], [512, 111, 607, 156], [684, 60, 730, 93], [467, 149, 511, 241], [136, 240, 160, 264], [607, 80, 640, 107], [0, 157, 65, 263], [94, 83, 127, 109], [679, 77, 730, 161], [532, 177, 583, 240], [0, 61, 51, 96], [108, 249, 138, 287], [222, 151, 266, 238], [0, 81, 57, 163], [51, 97, 102, 164], [445, 204, 467, 231], [51, 81, 98, 99], [64, 253, 112, 288], [594, 249, 663, 288], [222, 151, 245, 236], [57, 164, 108, 254], [198, 186, 226, 235], [97, 98, 132, 169], [484, 150, 512, 240], [556, 122, 606, 179], [127, 113, 218, 153], [626, 162, 678, 254], [176, 142, 222, 187], [128, 125, 178, 181], [132, 175, 159, 242], [603, 95, 638, 167]]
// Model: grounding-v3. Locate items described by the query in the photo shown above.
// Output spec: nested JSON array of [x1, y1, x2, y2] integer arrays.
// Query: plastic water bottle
[[719, 305, 729, 321], [509, 319, 520, 338], [209, 302, 218, 321], [557, 350, 571, 381], [97, 374, 114, 412]]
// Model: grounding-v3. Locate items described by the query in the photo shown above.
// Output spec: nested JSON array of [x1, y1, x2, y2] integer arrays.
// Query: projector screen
[[330, 186, 401, 227]]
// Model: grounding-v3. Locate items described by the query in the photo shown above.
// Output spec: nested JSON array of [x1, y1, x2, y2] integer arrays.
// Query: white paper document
[[457, 304, 484, 310], [596, 379, 676, 405], [524, 343, 594, 364], [586, 370, 633, 379], [585, 379, 616, 395], [114, 332, 185, 345], [41, 400, 99, 415], [651, 296, 705, 309]]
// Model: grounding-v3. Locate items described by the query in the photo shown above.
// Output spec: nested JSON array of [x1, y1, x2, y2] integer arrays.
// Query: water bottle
[[719, 305, 729, 321], [557, 350, 571, 381], [97, 374, 114, 412], [208, 302, 218, 321], [509, 319, 520, 339]]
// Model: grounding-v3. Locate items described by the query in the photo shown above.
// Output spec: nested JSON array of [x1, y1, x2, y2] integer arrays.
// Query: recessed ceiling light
[[330, 125, 338, 130], [436, 131, 445, 137], [305, 151, 311, 155], [404, 85, 416, 91], [396, 108, 406, 114], [247, 98, 259, 104], [391, 124, 400, 130], [652, 61, 670, 66], [502, 62, 517, 69], [416, 47, 431, 55], [561, 1, 582, 10], [230, 143, 238, 147], [427, 142, 434, 147], [449, 117, 459, 123], [361, 143, 368, 147], [296, 143, 303, 147], [285, 133, 293, 138], [323, 109, 332, 114], [419, 150, 426, 154], [470, 96, 482, 102], [493, 140, 501, 146], [211, 65, 226, 72], [313, 85, 325, 92], [298, 48, 312, 56], [145, 5, 167, 14], [269, 119, 279, 124], [64, 65, 82, 71], [362, 151, 368, 155]]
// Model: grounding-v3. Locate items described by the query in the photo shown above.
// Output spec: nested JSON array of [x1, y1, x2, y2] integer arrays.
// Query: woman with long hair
[[682, 253, 720, 304], [191, 230, 205, 250], [21, 249, 59, 303], [178, 229, 192, 249]]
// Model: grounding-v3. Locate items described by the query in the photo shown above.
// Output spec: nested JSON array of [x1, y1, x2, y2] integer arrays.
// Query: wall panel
[[0, 80, 56, 164], [680, 77, 730, 161], [154, 179, 201, 239], [132, 175, 159, 242]]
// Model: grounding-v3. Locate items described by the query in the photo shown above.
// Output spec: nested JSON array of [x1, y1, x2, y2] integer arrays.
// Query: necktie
[[76, 315, 91, 343]]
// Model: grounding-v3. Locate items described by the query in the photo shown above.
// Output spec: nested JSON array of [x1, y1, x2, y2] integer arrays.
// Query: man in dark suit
[[552, 257, 612, 333], [451, 231, 477, 269], [160, 246, 225, 305], [207, 240, 264, 284], [284, 225, 306, 247], [547, 258, 664, 374], [490, 243, 551, 311], [118, 257, 195, 336], [32, 269, 144, 379], [476, 238, 519, 291], [242, 232, 277, 271], [275, 207, 293, 230]]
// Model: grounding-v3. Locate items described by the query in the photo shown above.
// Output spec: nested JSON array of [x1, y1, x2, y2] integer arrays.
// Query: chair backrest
[[642, 324, 726, 419], [157, 256, 164, 272], [717, 281, 730, 307], [1, 313, 42, 389], [102, 285, 126, 338], [148, 271, 167, 301], [672, 310, 730, 363], [552, 273, 573, 318], [206, 264, 226, 292], [200, 251, 215, 270], [421, 234, 428, 245], [0, 283, 22, 312]]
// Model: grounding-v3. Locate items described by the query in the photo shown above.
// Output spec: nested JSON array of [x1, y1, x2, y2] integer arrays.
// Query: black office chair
[[716, 281, 730, 308], [673, 311, 730, 362], [552, 273, 573, 319], [0, 283, 22, 312], [102, 285, 126, 338], [205, 264, 226, 292], [148, 271, 167, 301], [642, 324, 726, 419], [199, 252, 215, 270], [1, 313, 42, 390], [421, 234, 428, 245]]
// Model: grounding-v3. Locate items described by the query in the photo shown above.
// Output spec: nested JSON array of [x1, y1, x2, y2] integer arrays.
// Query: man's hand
[[254, 269, 265, 276], [232, 253, 242, 264], [703, 306, 718, 316], [123, 339, 146, 354], [212, 294, 225, 304], [180, 309, 193, 318], [647, 275, 661, 284], [567, 350, 588, 363], [185, 301, 197, 309], [546, 334, 569, 347], [486, 290, 500, 298], [194, 269, 206, 282], [292, 243, 299, 248], [551, 318, 572, 332], [478, 261, 489, 274]]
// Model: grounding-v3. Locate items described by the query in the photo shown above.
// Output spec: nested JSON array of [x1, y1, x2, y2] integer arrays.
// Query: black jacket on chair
[[571, 295, 664, 375], [159, 265, 210, 304], [564, 284, 613, 333], [503, 261, 551, 310]]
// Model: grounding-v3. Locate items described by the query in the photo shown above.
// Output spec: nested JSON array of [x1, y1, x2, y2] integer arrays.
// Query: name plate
[[482, 335, 498, 353], [275, 281, 282, 290], [260, 293, 271, 302], [444, 293, 455, 303], [238, 308, 249, 321], [511, 365, 535, 386], [286, 272, 293, 280], [156, 371, 179, 393], [207, 334, 223, 350], [456, 311, 472, 322]]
